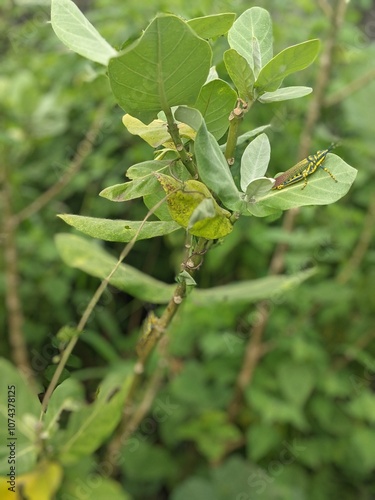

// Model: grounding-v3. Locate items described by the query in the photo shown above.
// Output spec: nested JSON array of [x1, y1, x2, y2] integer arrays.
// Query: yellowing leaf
[[122, 114, 195, 148], [155, 174, 233, 239], [0, 461, 63, 500]]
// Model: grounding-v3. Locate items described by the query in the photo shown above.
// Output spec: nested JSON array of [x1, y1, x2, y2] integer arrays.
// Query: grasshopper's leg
[[301, 170, 309, 190], [321, 166, 338, 183]]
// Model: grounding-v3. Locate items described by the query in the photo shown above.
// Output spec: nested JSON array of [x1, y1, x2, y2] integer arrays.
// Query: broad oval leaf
[[251, 154, 357, 212], [51, 0, 117, 65], [240, 133, 270, 191], [245, 178, 275, 199], [174, 106, 203, 132], [108, 14, 212, 123], [189, 269, 316, 305], [194, 79, 237, 140], [55, 234, 175, 303], [188, 13, 236, 39], [99, 177, 159, 202], [228, 7, 273, 72], [255, 39, 320, 93], [224, 49, 255, 101], [195, 121, 242, 211], [58, 215, 180, 242]]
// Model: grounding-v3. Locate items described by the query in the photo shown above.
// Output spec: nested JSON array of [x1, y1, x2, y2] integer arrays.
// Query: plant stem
[[225, 99, 252, 165], [164, 107, 196, 177], [104, 236, 209, 473]]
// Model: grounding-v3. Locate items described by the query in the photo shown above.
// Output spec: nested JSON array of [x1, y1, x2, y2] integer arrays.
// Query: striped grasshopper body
[[272, 145, 338, 190]]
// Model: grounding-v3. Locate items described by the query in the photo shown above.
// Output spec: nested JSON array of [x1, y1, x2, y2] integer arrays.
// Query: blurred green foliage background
[[1, 0, 375, 498]]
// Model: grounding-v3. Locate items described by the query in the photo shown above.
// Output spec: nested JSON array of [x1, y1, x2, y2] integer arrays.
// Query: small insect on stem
[[272, 144, 338, 190]]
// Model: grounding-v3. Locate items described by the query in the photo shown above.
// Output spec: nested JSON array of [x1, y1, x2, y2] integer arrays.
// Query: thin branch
[[13, 105, 107, 226], [39, 192, 175, 417], [104, 236, 211, 473], [324, 68, 375, 107], [105, 336, 168, 460], [336, 196, 375, 285], [164, 107, 196, 177], [225, 99, 251, 165], [1, 164, 35, 386]]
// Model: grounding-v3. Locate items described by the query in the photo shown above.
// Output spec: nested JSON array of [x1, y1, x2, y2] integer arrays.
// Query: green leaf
[[349, 428, 375, 473], [277, 362, 316, 407], [235, 124, 271, 146], [177, 411, 241, 462], [58, 215, 180, 242], [108, 14, 212, 122], [100, 158, 189, 203], [223, 49, 255, 101], [194, 121, 242, 211], [345, 391, 375, 423], [189, 268, 315, 306], [50, 0, 117, 65], [175, 106, 203, 132], [0, 359, 41, 475], [258, 86, 312, 103], [255, 39, 320, 93], [245, 178, 274, 199], [61, 476, 131, 500], [126, 160, 172, 179], [251, 154, 357, 212], [55, 234, 175, 303], [247, 387, 308, 429], [228, 7, 273, 72], [171, 477, 216, 500], [246, 423, 281, 461], [240, 132, 270, 190], [44, 378, 84, 435], [187, 13, 236, 39], [121, 441, 177, 482], [99, 178, 159, 202], [194, 80, 237, 140], [56, 367, 132, 464]]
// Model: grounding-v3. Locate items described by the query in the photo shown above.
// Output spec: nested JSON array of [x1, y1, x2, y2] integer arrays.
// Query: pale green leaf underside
[[234, 125, 272, 147], [240, 132, 270, 190], [108, 14, 211, 122], [228, 7, 273, 71], [55, 234, 175, 303], [195, 122, 242, 211], [190, 269, 315, 305], [58, 215, 180, 242], [254, 154, 357, 212], [258, 86, 312, 103], [51, 0, 117, 65]]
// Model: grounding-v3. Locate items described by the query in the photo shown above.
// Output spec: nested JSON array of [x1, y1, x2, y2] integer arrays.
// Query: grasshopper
[[272, 144, 338, 190]]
